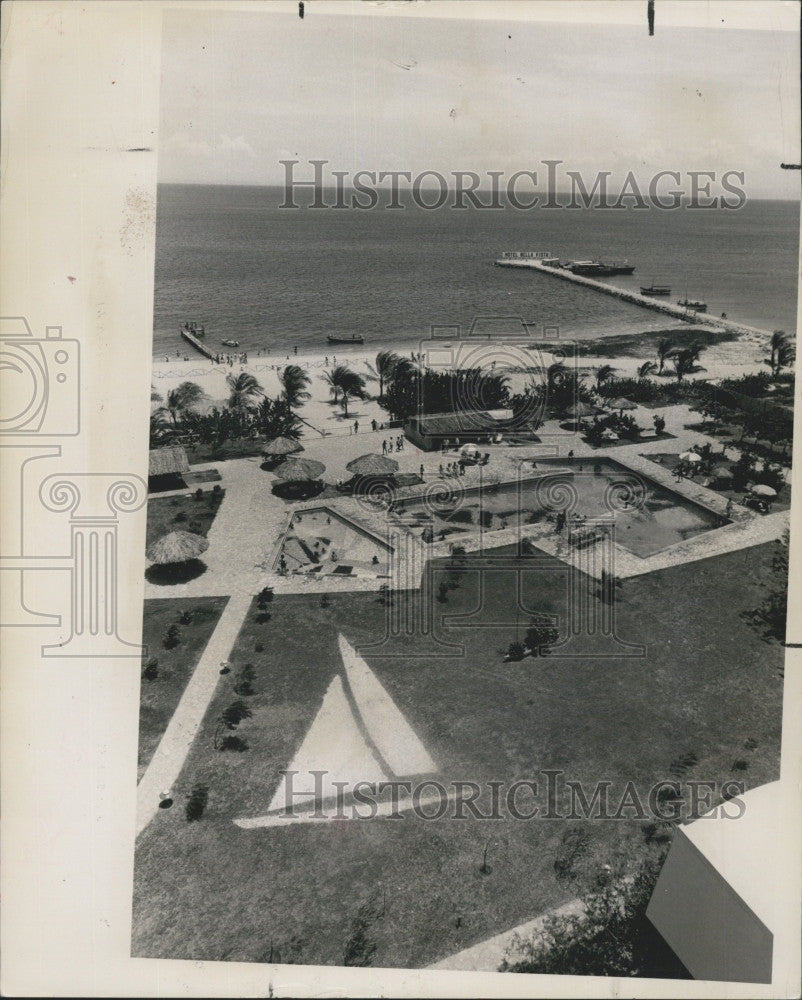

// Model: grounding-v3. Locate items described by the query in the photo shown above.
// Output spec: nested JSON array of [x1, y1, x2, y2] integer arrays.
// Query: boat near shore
[[327, 334, 365, 345], [641, 284, 672, 297], [221, 339, 239, 347], [678, 298, 708, 312]]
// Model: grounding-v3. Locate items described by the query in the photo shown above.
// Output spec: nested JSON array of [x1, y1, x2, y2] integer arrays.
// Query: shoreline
[[150, 323, 776, 446]]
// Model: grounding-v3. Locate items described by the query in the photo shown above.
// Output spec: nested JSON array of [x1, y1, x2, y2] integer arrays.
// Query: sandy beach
[[150, 326, 774, 443]]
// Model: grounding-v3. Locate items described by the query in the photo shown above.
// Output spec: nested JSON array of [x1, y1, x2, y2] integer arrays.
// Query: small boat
[[326, 334, 365, 345], [640, 285, 671, 297], [677, 298, 707, 312], [221, 339, 239, 347], [182, 322, 205, 337]]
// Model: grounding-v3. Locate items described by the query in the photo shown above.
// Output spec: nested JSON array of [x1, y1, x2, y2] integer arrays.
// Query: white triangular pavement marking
[[235, 790, 462, 829], [263, 674, 388, 814], [339, 634, 437, 776]]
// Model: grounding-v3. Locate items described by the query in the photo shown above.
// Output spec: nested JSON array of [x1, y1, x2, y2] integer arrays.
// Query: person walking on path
[[382, 440, 388, 454]]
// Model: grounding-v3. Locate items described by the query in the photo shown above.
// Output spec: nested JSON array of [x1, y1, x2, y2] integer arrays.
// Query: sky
[[158, 2, 801, 199]]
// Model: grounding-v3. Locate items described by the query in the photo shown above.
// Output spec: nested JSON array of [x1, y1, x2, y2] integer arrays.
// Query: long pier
[[181, 327, 215, 360], [494, 259, 771, 340]]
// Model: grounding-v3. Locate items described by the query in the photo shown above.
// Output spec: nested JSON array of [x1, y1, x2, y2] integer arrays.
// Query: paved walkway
[[427, 897, 584, 972], [135, 592, 252, 836]]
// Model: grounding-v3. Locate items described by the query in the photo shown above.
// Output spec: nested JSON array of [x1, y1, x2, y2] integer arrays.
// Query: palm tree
[[595, 364, 615, 391], [320, 363, 350, 404], [225, 371, 263, 415], [149, 409, 174, 447], [656, 338, 674, 374], [673, 347, 706, 382], [151, 384, 163, 403], [764, 330, 794, 377], [280, 364, 311, 409], [366, 350, 402, 401], [637, 361, 658, 379], [336, 367, 367, 416], [164, 381, 207, 425]]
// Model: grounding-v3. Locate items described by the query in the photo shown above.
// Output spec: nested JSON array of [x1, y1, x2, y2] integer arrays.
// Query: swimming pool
[[390, 458, 727, 559], [277, 506, 393, 577]]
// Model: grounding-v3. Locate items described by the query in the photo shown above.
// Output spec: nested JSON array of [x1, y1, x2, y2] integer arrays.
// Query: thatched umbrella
[[146, 530, 209, 565], [346, 453, 399, 477], [608, 397, 637, 412], [262, 436, 303, 458], [273, 457, 326, 482], [751, 484, 778, 498]]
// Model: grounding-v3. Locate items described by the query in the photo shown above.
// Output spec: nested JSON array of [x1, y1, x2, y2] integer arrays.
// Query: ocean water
[[153, 184, 799, 359]]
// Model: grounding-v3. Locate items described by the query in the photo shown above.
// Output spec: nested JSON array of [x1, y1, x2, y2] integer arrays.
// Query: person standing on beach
[[382, 440, 387, 454], [354, 420, 359, 434]]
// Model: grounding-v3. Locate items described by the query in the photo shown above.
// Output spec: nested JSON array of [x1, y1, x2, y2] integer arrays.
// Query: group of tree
[[149, 367, 310, 452], [320, 363, 369, 416]]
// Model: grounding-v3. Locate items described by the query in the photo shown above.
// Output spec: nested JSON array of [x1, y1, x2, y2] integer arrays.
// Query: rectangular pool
[[391, 458, 727, 558]]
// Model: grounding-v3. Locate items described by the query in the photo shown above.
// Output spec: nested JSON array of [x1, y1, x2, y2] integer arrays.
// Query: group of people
[[381, 437, 405, 454], [439, 461, 466, 478]]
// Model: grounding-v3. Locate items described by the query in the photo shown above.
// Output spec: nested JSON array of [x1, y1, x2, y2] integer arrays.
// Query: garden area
[[133, 542, 784, 971], [642, 445, 791, 513], [138, 597, 229, 780], [146, 487, 226, 550]]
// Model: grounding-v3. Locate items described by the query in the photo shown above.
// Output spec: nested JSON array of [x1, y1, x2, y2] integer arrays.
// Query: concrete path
[[427, 897, 584, 972], [135, 592, 252, 836]]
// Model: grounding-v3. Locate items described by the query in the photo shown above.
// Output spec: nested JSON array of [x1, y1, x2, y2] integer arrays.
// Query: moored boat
[[327, 334, 365, 345], [221, 339, 239, 347], [640, 284, 671, 297], [678, 298, 708, 312]]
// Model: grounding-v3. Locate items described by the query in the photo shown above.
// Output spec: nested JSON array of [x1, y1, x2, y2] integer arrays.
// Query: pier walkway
[[494, 258, 772, 341], [181, 327, 215, 360]]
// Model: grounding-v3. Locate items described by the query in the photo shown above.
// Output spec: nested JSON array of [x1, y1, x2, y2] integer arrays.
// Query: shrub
[[257, 586, 274, 609], [343, 902, 379, 967], [507, 641, 526, 661], [234, 663, 256, 697], [526, 620, 559, 655], [212, 484, 222, 495], [447, 508, 473, 524], [320, 593, 330, 608], [178, 609, 194, 625], [436, 581, 449, 603], [254, 643, 264, 653], [732, 759, 749, 772], [174, 511, 188, 522], [163, 624, 182, 649], [185, 783, 209, 822], [219, 735, 249, 752], [554, 826, 590, 881], [220, 700, 253, 730], [479, 509, 493, 529], [142, 657, 159, 681], [194, 488, 204, 500], [653, 414, 666, 435]]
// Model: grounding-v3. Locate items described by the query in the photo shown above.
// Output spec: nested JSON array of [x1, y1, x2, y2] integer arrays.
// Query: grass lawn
[[146, 489, 226, 549], [138, 597, 229, 780], [133, 543, 784, 970]]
